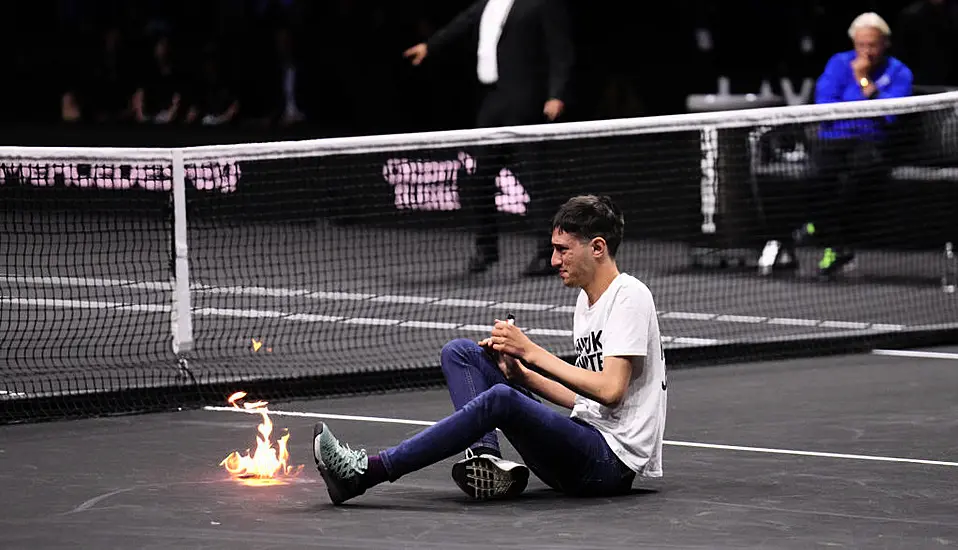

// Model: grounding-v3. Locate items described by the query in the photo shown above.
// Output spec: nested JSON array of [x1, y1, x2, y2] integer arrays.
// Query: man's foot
[[818, 248, 856, 278], [313, 422, 368, 505], [451, 449, 529, 500]]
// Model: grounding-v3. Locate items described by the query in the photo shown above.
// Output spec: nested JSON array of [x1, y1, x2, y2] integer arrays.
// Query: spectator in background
[[185, 45, 241, 126], [62, 27, 135, 123], [132, 34, 184, 124], [403, 0, 575, 277], [803, 12, 913, 278], [244, 27, 311, 128], [895, 0, 958, 88], [274, 27, 308, 126]]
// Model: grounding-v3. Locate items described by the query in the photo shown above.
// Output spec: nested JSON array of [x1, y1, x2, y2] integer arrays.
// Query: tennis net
[[3, 92, 958, 422]]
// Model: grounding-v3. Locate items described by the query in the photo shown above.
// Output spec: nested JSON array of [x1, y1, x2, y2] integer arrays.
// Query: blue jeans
[[379, 338, 635, 496]]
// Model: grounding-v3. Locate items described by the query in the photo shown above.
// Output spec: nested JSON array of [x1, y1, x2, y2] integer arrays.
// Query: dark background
[[2, 0, 956, 147]]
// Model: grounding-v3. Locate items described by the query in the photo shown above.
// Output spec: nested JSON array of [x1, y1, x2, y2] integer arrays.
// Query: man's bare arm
[[516, 365, 578, 409], [524, 348, 636, 408]]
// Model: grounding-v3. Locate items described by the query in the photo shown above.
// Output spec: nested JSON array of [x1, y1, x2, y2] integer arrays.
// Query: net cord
[[170, 149, 193, 354], [177, 91, 958, 163], [0, 91, 953, 165]]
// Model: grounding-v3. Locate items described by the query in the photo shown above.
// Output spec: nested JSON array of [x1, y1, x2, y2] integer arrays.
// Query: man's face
[[551, 228, 595, 288], [853, 27, 886, 64]]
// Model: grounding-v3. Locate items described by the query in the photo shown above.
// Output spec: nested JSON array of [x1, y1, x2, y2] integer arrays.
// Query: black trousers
[[463, 84, 565, 260], [807, 137, 889, 251]]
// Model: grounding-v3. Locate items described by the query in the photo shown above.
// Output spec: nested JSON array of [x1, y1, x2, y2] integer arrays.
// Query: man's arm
[[814, 55, 846, 104], [876, 65, 913, 99], [426, 0, 486, 56], [515, 363, 578, 409], [489, 319, 636, 408], [540, 0, 575, 103], [524, 349, 636, 409]]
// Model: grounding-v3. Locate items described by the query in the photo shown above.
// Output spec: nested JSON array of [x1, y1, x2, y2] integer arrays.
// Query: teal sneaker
[[312, 423, 368, 504]]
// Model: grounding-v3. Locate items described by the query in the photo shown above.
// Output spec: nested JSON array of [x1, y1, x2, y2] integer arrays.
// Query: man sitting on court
[[801, 12, 913, 277], [311, 195, 668, 504]]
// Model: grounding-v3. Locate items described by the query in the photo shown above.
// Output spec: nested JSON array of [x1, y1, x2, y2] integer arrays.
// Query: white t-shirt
[[569, 273, 667, 478]]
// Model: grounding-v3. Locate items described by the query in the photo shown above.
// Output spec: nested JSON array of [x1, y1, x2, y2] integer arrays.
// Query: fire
[[219, 391, 303, 486]]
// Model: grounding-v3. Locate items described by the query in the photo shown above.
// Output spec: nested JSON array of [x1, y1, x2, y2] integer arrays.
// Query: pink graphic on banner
[[0, 161, 240, 193], [382, 152, 528, 215]]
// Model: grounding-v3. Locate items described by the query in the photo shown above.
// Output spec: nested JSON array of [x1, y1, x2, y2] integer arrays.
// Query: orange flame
[[219, 391, 303, 486]]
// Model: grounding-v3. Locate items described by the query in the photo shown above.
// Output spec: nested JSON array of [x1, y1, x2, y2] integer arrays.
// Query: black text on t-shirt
[[574, 330, 603, 372]]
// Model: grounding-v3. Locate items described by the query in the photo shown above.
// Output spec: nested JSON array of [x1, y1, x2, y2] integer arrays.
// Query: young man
[[312, 195, 668, 504]]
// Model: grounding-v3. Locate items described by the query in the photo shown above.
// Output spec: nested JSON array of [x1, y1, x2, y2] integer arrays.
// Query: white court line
[[0, 296, 727, 345], [204, 406, 958, 468], [1, 273, 910, 333], [872, 349, 958, 360]]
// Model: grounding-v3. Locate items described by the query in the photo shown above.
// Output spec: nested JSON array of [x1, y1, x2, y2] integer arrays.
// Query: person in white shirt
[[402, 0, 575, 278], [313, 194, 668, 504]]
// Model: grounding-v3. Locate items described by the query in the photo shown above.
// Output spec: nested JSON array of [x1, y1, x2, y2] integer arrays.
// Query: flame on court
[[250, 339, 272, 353], [219, 391, 303, 486]]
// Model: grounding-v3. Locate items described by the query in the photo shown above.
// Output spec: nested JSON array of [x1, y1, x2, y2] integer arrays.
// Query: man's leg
[[313, 384, 633, 504], [841, 139, 885, 251], [810, 139, 855, 275], [463, 87, 506, 273], [513, 138, 563, 276], [440, 338, 514, 457]]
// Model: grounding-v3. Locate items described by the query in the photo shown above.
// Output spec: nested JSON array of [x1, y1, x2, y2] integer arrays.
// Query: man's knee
[[479, 383, 523, 415], [440, 338, 485, 377], [441, 338, 479, 362]]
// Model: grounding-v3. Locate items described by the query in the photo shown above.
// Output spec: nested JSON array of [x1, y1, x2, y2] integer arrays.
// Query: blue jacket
[[815, 50, 913, 140]]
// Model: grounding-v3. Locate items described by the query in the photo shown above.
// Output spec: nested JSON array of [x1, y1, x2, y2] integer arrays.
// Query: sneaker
[[312, 422, 368, 505], [758, 240, 799, 276], [818, 248, 856, 278], [451, 448, 529, 501]]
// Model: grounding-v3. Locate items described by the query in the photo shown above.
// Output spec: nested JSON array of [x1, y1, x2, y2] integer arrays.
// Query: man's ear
[[591, 237, 607, 257]]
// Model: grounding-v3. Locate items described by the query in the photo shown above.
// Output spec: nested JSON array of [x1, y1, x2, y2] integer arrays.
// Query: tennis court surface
[[2, 347, 956, 549]]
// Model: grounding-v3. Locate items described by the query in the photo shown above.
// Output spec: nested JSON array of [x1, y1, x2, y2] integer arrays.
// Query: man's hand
[[851, 56, 871, 81], [488, 318, 539, 362], [543, 98, 564, 121], [403, 43, 428, 66], [480, 337, 528, 382]]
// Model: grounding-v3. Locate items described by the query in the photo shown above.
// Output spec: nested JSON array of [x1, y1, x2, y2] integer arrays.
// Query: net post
[[170, 149, 194, 354]]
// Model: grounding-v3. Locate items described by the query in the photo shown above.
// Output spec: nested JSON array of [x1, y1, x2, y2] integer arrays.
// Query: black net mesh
[[3, 95, 958, 423]]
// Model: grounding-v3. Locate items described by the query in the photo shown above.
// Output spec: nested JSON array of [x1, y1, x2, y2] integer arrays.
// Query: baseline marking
[[204, 406, 958, 468], [872, 349, 958, 360], [0, 296, 725, 346], [2, 273, 910, 332]]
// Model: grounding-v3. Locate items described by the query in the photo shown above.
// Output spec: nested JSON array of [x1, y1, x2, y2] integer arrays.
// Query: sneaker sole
[[451, 456, 529, 500]]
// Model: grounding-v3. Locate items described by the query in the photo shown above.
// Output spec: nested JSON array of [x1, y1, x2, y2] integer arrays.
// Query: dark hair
[[551, 195, 625, 257]]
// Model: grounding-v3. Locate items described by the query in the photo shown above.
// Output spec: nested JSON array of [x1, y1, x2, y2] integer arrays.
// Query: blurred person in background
[[184, 44, 241, 126], [132, 34, 185, 124], [798, 12, 913, 278], [61, 26, 136, 123], [403, 0, 574, 277]]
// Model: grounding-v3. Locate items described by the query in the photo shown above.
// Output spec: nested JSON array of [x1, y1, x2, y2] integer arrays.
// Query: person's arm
[[425, 0, 486, 56], [874, 64, 913, 99], [814, 54, 847, 104], [490, 290, 651, 408], [506, 357, 579, 409], [541, 0, 574, 105], [524, 350, 636, 408], [131, 88, 147, 122]]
